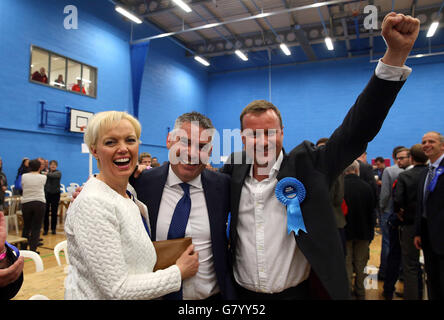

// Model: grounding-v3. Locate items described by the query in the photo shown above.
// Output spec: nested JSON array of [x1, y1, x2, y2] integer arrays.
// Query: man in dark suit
[[343, 160, 376, 300], [393, 144, 427, 300], [131, 112, 236, 300], [414, 131, 444, 300], [221, 12, 420, 300]]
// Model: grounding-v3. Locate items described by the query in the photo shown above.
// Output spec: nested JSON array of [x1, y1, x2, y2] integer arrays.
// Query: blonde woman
[[64, 111, 198, 299]]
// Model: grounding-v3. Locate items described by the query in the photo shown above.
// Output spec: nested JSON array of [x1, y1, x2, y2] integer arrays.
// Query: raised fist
[[381, 12, 420, 66]]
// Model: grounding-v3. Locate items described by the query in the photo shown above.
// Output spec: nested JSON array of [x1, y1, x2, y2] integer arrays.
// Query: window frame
[[29, 45, 98, 99]]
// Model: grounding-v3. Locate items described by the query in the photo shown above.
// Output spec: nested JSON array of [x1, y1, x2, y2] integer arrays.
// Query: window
[[82, 65, 97, 97], [67, 59, 83, 94], [29, 45, 97, 98], [30, 47, 49, 84], [50, 54, 66, 89]]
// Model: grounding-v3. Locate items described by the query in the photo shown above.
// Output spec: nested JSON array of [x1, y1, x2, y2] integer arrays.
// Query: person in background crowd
[[138, 152, 152, 169], [31, 67, 48, 84], [0, 211, 24, 300], [394, 144, 428, 300], [38, 158, 48, 174], [43, 160, 62, 235], [414, 131, 444, 300], [72, 79, 86, 94], [378, 145, 406, 280], [382, 147, 412, 299], [65, 111, 199, 299], [151, 157, 160, 168], [373, 156, 386, 187], [343, 160, 376, 300], [0, 157, 7, 211], [21, 159, 47, 253], [13, 158, 30, 195], [54, 74, 65, 87]]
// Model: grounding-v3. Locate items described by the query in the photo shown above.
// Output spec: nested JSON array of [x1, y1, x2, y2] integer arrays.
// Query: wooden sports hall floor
[[11, 223, 403, 300]]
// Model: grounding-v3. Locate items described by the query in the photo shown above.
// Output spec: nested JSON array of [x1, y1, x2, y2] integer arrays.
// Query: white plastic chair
[[5, 195, 20, 235], [20, 250, 44, 272], [66, 185, 76, 196], [69, 182, 79, 188], [54, 240, 69, 266], [60, 184, 66, 193], [29, 294, 50, 300], [4, 190, 12, 197]]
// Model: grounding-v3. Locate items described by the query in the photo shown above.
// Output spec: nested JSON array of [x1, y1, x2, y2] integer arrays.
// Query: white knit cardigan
[[64, 177, 181, 300]]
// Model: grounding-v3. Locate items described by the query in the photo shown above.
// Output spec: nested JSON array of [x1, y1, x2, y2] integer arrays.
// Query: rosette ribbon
[[275, 177, 307, 236]]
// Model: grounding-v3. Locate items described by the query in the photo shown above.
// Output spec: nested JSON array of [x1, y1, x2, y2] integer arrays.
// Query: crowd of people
[[1, 12, 442, 301]]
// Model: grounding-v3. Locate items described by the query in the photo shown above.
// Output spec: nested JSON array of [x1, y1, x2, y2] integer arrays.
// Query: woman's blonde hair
[[84, 111, 141, 152]]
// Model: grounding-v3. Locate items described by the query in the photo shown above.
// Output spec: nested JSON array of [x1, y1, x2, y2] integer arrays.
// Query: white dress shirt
[[234, 61, 412, 294], [156, 166, 219, 300], [234, 151, 311, 293]]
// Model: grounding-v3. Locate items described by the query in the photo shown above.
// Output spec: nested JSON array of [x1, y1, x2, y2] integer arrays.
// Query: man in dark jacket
[[43, 160, 62, 235], [393, 144, 427, 300], [414, 131, 444, 300], [343, 160, 376, 299]]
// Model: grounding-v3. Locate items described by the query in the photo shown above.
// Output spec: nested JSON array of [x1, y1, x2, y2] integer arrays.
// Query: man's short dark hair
[[240, 100, 283, 131], [395, 147, 410, 158], [49, 160, 58, 166], [375, 156, 385, 163], [29, 159, 41, 172], [410, 144, 428, 164], [174, 111, 214, 130], [316, 137, 329, 146], [392, 146, 406, 159]]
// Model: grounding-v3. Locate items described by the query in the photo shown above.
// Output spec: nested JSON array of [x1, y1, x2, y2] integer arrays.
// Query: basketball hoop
[[79, 125, 86, 133]]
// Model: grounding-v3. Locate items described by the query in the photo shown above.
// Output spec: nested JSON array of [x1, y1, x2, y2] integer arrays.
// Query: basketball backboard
[[69, 108, 94, 133]]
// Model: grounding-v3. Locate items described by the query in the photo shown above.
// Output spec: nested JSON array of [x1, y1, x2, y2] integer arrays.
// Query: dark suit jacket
[[415, 157, 444, 255], [0, 245, 23, 300], [393, 164, 427, 225], [344, 174, 376, 241], [358, 160, 378, 208], [130, 164, 237, 299], [222, 75, 405, 300]]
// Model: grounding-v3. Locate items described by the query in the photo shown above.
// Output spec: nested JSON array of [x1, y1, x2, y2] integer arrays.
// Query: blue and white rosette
[[275, 177, 307, 236]]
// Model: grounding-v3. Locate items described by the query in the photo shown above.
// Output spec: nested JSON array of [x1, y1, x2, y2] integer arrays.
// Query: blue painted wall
[[207, 54, 444, 166], [0, 0, 208, 187], [133, 27, 209, 164]]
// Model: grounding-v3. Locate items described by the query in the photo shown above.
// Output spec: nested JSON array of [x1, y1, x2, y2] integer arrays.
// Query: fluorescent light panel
[[280, 43, 291, 56], [194, 56, 210, 66], [427, 21, 439, 38], [235, 50, 248, 61], [325, 37, 334, 50], [115, 6, 142, 24], [172, 0, 192, 13]]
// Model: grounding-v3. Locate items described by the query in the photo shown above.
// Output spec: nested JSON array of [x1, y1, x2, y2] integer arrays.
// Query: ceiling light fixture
[[325, 37, 334, 50], [426, 21, 439, 37], [235, 50, 248, 61], [172, 0, 192, 13], [280, 43, 291, 56], [115, 6, 142, 24], [194, 56, 210, 66]]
